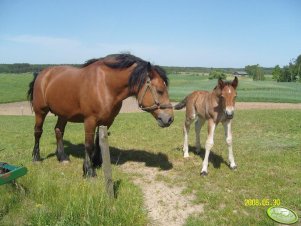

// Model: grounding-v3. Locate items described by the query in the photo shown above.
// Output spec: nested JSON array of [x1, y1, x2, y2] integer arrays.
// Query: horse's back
[[32, 66, 93, 119]]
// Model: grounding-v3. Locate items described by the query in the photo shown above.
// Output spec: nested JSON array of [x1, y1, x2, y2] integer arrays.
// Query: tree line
[[3, 58, 300, 83], [272, 54, 301, 82]]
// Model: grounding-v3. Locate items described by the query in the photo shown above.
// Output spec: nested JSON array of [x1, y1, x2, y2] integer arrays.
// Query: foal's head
[[216, 76, 238, 119], [137, 64, 174, 127]]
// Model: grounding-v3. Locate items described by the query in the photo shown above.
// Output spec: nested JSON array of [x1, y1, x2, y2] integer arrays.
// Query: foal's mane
[[82, 54, 168, 93]]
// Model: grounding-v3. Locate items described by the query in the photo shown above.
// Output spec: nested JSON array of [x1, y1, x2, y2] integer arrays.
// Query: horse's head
[[216, 76, 238, 119], [137, 65, 174, 127]]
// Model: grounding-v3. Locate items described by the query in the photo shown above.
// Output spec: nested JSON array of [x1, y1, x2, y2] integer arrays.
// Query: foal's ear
[[232, 76, 238, 89], [218, 78, 225, 89]]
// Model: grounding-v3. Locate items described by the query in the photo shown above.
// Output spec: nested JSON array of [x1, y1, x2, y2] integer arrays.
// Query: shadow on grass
[[188, 145, 228, 169], [46, 140, 173, 171]]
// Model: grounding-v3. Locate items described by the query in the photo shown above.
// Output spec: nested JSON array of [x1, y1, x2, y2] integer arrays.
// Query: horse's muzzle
[[225, 111, 234, 119], [157, 113, 174, 127]]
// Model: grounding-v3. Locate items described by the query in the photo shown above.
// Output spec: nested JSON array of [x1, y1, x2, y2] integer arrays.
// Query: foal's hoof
[[200, 171, 208, 176], [230, 165, 237, 171]]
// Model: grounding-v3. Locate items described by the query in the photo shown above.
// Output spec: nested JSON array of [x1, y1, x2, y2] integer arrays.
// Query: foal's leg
[[201, 119, 216, 176], [83, 118, 97, 177], [195, 117, 205, 154], [183, 118, 193, 158], [223, 120, 237, 170], [32, 112, 48, 161], [54, 117, 69, 162]]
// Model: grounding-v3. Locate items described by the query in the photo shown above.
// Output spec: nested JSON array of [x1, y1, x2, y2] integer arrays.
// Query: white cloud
[[5, 35, 81, 48]]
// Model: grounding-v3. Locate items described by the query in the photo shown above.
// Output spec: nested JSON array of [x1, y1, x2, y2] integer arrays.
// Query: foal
[[174, 77, 238, 176]]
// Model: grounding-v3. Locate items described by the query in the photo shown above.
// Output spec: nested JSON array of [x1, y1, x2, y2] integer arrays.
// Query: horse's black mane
[[82, 54, 168, 93]]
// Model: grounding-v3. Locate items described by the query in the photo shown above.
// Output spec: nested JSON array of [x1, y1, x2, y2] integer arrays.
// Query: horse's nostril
[[168, 117, 174, 124]]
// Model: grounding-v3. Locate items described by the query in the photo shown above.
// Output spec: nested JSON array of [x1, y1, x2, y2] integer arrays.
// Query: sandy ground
[[1, 99, 300, 225], [0, 98, 301, 116]]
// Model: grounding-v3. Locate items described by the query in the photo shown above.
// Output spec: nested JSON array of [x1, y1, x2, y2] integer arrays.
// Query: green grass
[[1, 110, 300, 225], [0, 73, 33, 103], [0, 116, 148, 226], [1, 73, 301, 104]]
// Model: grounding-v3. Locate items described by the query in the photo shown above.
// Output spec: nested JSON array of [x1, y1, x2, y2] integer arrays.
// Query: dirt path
[[0, 98, 300, 116], [119, 162, 203, 225], [1, 100, 300, 225]]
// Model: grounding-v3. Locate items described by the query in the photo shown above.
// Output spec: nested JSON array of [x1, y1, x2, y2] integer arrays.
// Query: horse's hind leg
[[183, 117, 192, 158], [92, 127, 103, 167], [32, 112, 48, 161], [195, 117, 205, 154], [55, 117, 69, 163], [83, 118, 97, 177]]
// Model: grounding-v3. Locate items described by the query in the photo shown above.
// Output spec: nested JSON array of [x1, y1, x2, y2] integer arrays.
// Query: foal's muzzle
[[225, 107, 235, 119], [225, 111, 234, 119]]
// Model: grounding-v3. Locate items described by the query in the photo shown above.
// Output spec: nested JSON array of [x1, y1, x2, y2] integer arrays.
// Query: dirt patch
[[0, 99, 300, 116], [0, 97, 143, 116], [119, 162, 203, 226]]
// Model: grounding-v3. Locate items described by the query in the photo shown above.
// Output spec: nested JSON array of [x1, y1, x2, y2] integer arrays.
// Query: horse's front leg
[[83, 118, 97, 177], [201, 119, 216, 176], [223, 120, 237, 170]]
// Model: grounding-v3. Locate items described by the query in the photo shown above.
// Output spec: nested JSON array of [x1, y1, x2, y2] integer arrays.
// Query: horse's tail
[[27, 72, 39, 103], [174, 97, 187, 110]]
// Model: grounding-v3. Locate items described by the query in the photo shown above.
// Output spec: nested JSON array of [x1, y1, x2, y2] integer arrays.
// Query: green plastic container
[[0, 162, 27, 185]]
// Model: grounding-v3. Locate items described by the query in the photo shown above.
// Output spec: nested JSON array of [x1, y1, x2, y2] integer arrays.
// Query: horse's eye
[[157, 90, 164, 95]]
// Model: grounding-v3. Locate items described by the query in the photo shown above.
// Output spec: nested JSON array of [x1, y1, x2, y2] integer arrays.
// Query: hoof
[[60, 160, 70, 164], [230, 165, 237, 170], [83, 171, 97, 178], [183, 152, 190, 158], [32, 156, 42, 162], [201, 171, 208, 176]]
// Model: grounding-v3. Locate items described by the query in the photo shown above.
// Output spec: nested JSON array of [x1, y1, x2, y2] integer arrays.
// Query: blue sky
[[0, 0, 300, 67]]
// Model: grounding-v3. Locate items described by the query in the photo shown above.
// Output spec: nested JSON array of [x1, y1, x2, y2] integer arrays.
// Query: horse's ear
[[218, 78, 224, 89], [232, 76, 238, 89], [147, 62, 151, 72]]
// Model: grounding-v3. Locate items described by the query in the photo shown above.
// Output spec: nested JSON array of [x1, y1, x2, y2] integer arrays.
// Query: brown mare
[[174, 77, 238, 176], [27, 54, 174, 177]]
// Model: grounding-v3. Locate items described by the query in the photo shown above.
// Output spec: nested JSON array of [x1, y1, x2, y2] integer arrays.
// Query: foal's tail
[[27, 72, 39, 103], [174, 97, 187, 110]]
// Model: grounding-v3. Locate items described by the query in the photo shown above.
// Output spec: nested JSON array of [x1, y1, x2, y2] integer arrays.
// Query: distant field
[[1, 73, 301, 104], [169, 74, 301, 103], [0, 73, 32, 103]]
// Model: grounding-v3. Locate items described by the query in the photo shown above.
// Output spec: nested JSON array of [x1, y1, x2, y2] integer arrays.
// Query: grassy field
[[1, 110, 300, 225], [1, 73, 301, 104]]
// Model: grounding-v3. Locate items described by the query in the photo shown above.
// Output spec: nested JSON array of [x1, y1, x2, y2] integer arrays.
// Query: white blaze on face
[[224, 87, 235, 116]]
